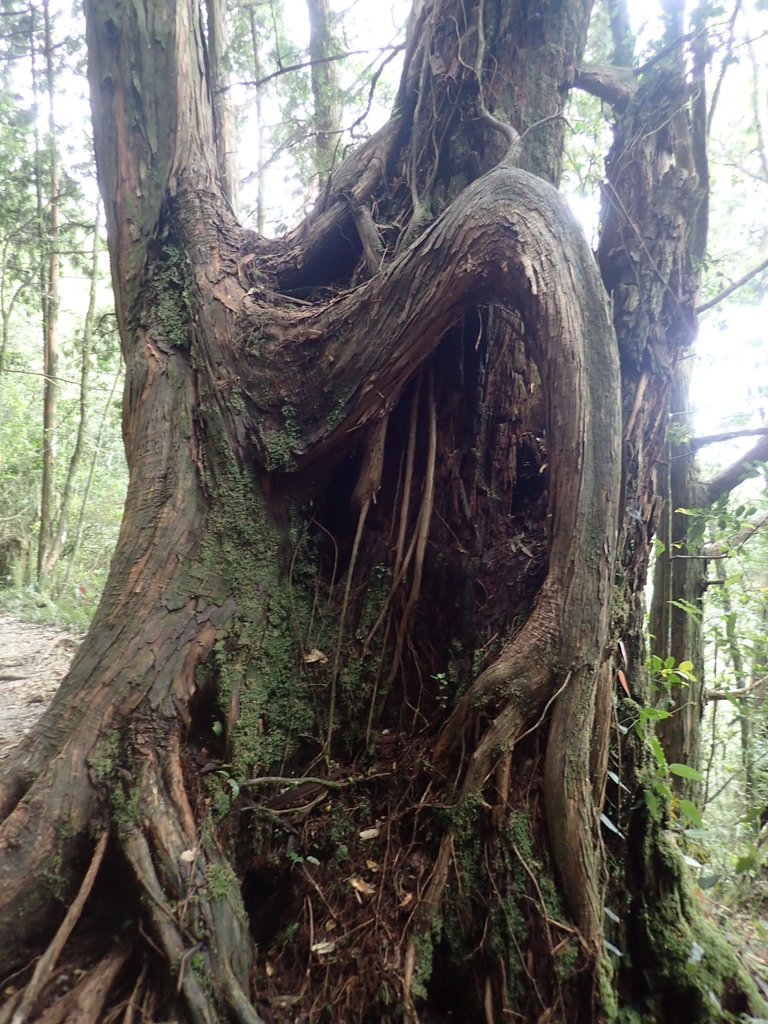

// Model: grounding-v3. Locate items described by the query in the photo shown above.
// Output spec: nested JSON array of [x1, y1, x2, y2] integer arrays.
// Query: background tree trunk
[[306, 0, 341, 178], [650, 368, 706, 790], [650, 414, 768, 793], [46, 208, 101, 586], [35, 0, 60, 584], [206, 0, 238, 210]]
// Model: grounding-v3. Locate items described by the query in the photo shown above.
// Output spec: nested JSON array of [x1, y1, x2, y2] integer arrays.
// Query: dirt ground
[[0, 613, 82, 758]]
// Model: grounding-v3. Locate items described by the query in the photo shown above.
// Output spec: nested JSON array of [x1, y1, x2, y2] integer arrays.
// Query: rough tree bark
[[0, 1, 765, 1023]]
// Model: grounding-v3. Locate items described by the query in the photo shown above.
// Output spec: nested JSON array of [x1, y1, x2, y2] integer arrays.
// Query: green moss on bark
[[627, 820, 768, 1022], [199, 465, 317, 780], [148, 243, 195, 350]]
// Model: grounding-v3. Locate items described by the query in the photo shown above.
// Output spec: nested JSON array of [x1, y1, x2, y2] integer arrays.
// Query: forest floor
[[0, 613, 766, 1007], [0, 612, 82, 758]]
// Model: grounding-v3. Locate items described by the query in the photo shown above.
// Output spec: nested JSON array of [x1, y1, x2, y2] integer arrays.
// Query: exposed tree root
[[387, 366, 437, 685], [9, 831, 109, 1024], [544, 666, 605, 955], [120, 734, 260, 1024], [362, 378, 421, 660], [35, 946, 130, 1024], [0, 833, 128, 1024], [0, 742, 100, 965], [327, 417, 389, 757], [432, 603, 556, 776]]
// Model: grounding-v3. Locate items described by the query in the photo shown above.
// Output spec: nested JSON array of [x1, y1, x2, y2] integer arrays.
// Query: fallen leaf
[[349, 876, 376, 896], [617, 668, 631, 697], [365, 859, 380, 872], [304, 648, 328, 664], [359, 827, 379, 841], [399, 892, 414, 909], [180, 848, 197, 863], [310, 940, 336, 956]]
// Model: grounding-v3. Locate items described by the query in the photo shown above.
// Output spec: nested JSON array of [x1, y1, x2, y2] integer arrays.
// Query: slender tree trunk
[[749, 598, 768, 823], [306, 0, 341, 178], [61, 366, 121, 593], [0, 244, 34, 478], [650, 414, 768, 795], [206, 0, 238, 210], [653, 367, 706, 787], [714, 558, 755, 812], [247, 4, 266, 234], [36, 0, 60, 584], [46, 210, 100, 586]]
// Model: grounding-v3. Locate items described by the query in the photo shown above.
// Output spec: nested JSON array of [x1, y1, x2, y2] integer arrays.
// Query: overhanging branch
[[707, 674, 766, 700], [704, 513, 768, 557], [697, 254, 768, 315], [685, 427, 768, 453], [230, 45, 405, 92], [574, 62, 637, 108], [705, 434, 768, 504]]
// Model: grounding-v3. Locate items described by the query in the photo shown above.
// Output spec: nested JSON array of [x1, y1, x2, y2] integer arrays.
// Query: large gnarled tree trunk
[[0, 1, 765, 1022]]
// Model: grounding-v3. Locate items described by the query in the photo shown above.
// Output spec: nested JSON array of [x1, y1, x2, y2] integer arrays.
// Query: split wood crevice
[[0, 157, 621, 1020]]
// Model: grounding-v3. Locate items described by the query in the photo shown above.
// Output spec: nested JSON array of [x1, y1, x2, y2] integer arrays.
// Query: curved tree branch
[[705, 434, 768, 504], [707, 674, 766, 701], [696, 254, 768, 315], [686, 427, 768, 452], [242, 166, 620, 478], [231, 45, 404, 92], [575, 62, 637, 108], [705, 513, 768, 557]]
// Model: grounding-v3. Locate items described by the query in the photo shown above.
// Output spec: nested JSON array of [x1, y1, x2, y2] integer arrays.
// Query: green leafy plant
[[637, 656, 705, 826], [432, 671, 450, 709], [647, 654, 697, 703], [287, 851, 320, 868]]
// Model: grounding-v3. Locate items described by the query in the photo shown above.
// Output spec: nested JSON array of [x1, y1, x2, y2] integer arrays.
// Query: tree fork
[[4, 0, 607, 1012], [10, 0, 765, 1021]]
